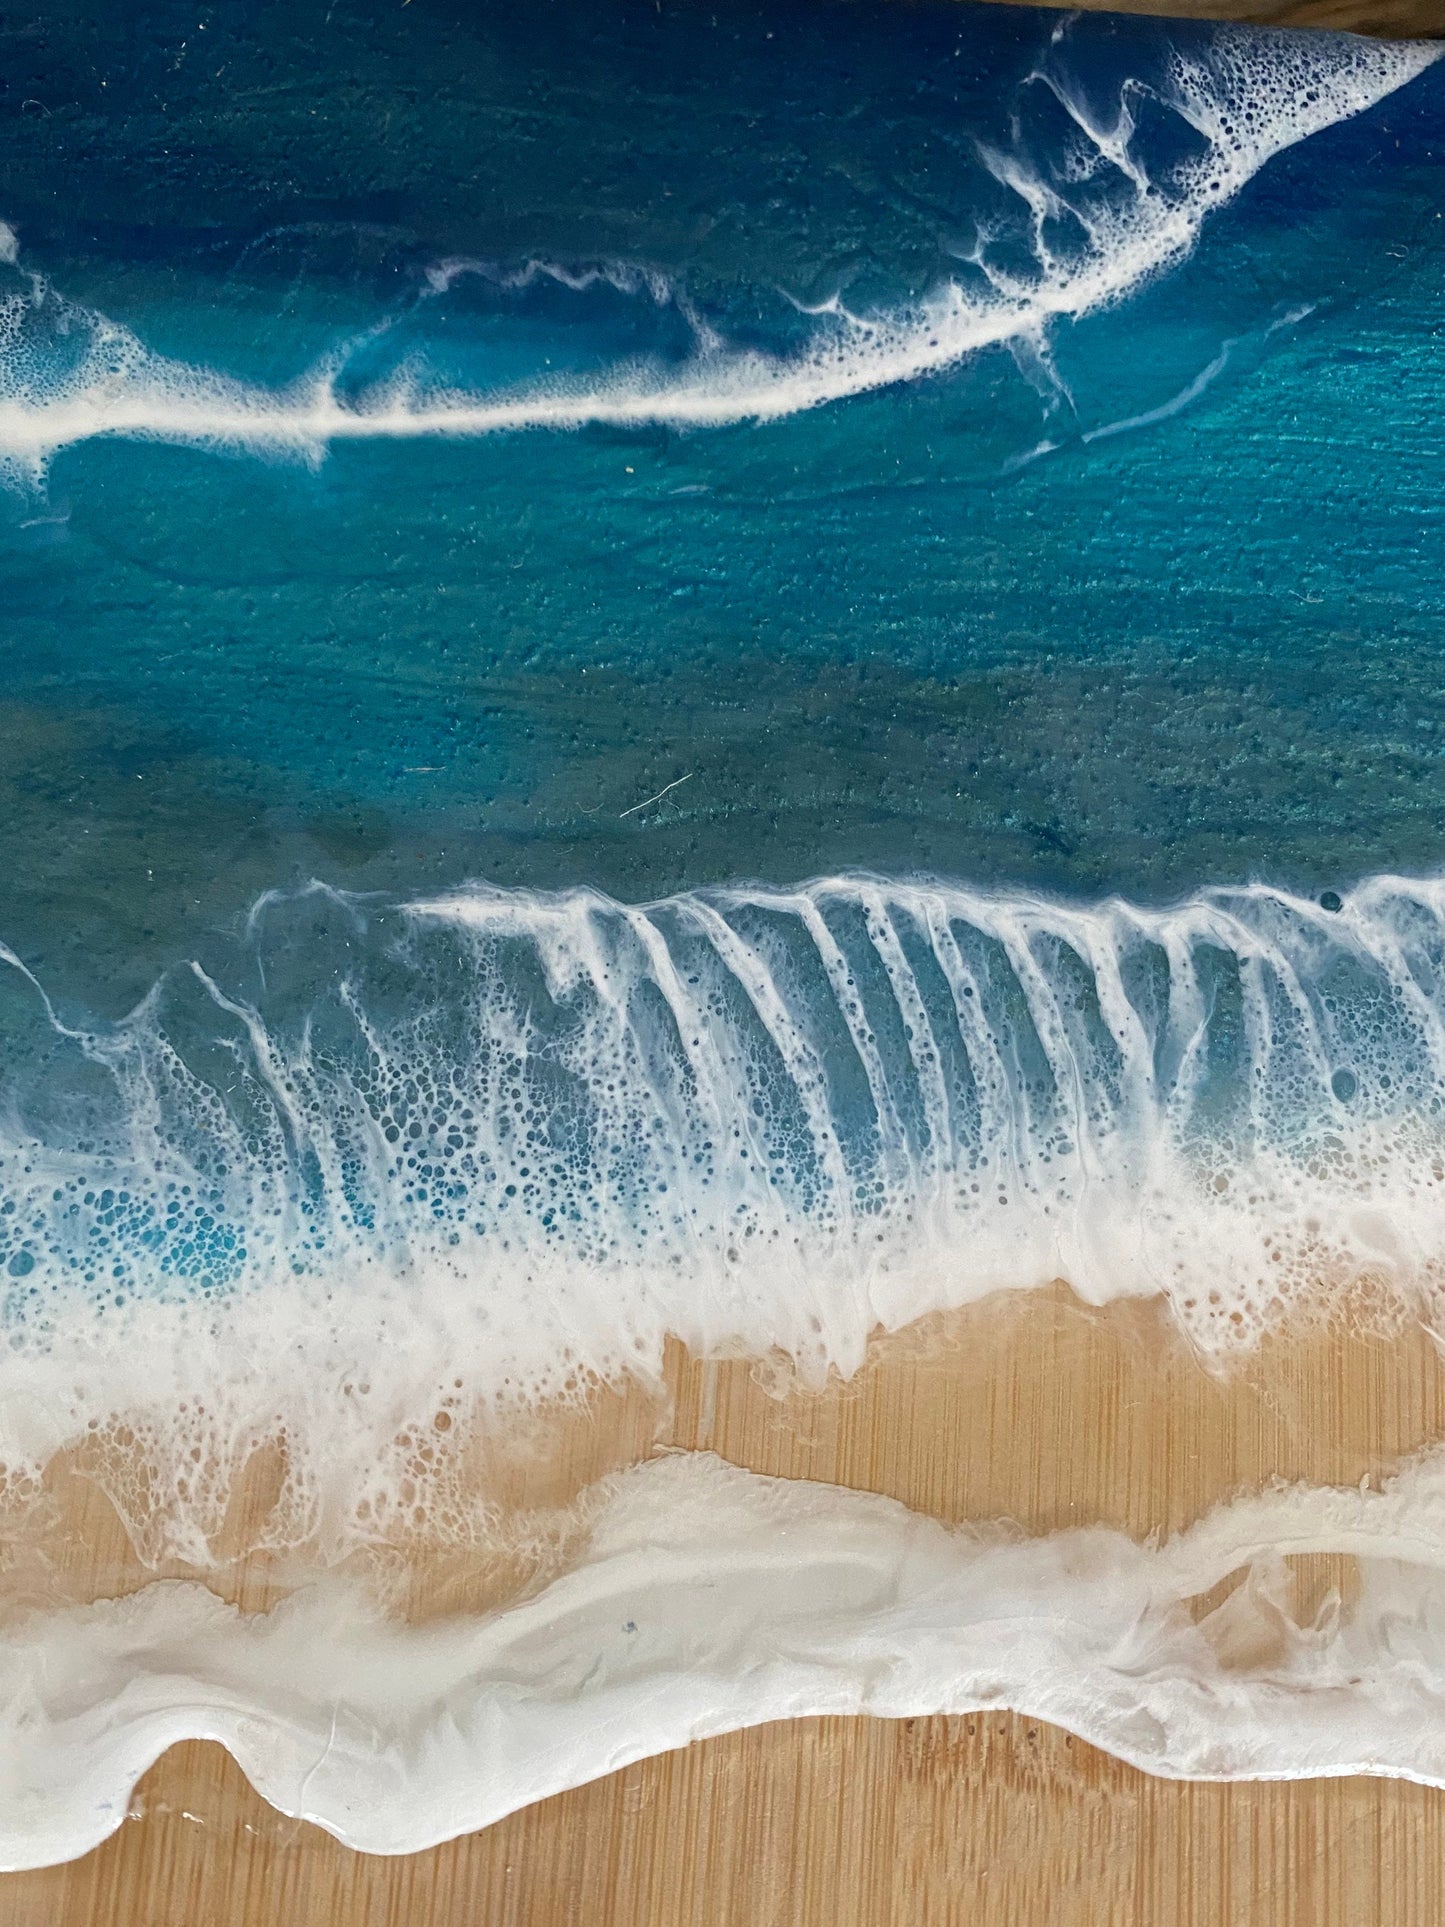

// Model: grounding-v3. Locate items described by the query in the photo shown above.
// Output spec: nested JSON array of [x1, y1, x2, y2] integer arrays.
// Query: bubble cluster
[[4, 873, 1445, 1555]]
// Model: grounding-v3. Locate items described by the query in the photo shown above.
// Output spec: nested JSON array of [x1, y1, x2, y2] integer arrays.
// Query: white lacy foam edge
[[9, 1446, 1445, 1870], [0, 34, 1436, 469]]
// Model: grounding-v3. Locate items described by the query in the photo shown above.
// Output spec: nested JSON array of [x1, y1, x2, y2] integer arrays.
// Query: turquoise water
[[0, 6, 1440, 998], [8, 3, 1445, 1854], [0, 1, 1442, 1419]]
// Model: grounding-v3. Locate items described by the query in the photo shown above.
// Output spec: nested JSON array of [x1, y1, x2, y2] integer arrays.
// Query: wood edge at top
[[965, 0, 1445, 39]]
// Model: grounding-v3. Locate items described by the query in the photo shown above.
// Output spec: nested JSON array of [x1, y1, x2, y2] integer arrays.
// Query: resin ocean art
[[0, 0, 1442, 1871]]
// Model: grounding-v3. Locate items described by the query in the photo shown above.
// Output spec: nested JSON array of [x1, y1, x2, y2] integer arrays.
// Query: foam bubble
[[0, 30, 1434, 476], [4, 873, 1445, 1556]]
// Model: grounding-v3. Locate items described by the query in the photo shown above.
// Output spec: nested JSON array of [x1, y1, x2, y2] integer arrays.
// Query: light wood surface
[[14, 1716, 1445, 1927], [7, 1285, 1445, 1922]]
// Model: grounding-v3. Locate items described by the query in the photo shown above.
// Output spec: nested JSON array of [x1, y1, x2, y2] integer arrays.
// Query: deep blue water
[[0, 1, 1440, 1013], [1, 2, 1444, 1362]]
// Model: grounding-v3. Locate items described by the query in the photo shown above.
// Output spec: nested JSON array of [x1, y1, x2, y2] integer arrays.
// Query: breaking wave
[[0, 30, 1433, 477], [3, 871, 1445, 1554]]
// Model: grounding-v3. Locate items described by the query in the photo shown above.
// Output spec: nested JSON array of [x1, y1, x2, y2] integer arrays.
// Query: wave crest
[[0, 29, 1434, 476], [2, 870, 1445, 1558]]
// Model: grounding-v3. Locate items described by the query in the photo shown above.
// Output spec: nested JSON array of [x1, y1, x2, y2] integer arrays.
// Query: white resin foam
[[4, 872, 1445, 1559], [0, 31, 1434, 477], [9, 1447, 1445, 1868]]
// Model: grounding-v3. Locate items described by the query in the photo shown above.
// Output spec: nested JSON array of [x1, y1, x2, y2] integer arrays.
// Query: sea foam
[[0, 29, 1434, 477], [4, 872, 1445, 1558], [11, 1446, 1445, 1868]]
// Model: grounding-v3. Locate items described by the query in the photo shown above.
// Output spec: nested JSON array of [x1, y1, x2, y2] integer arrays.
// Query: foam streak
[[1, 873, 1445, 1556], [0, 33, 1434, 475]]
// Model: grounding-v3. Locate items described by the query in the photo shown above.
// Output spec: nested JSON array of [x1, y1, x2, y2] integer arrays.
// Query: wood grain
[[7, 1285, 1445, 1922], [12, 1717, 1445, 1927]]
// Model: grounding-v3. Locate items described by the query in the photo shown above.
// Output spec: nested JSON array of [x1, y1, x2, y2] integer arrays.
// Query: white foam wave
[[0, 31, 1433, 475], [11, 1447, 1445, 1868], [3, 871, 1445, 1559]]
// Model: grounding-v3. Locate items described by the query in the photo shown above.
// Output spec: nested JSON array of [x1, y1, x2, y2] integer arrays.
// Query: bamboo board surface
[[17, 1717, 1445, 1927], [6, 1286, 1445, 1924]]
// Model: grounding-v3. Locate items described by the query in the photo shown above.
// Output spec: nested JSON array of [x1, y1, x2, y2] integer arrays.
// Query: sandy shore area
[[5, 1283, 1445, 1920]]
